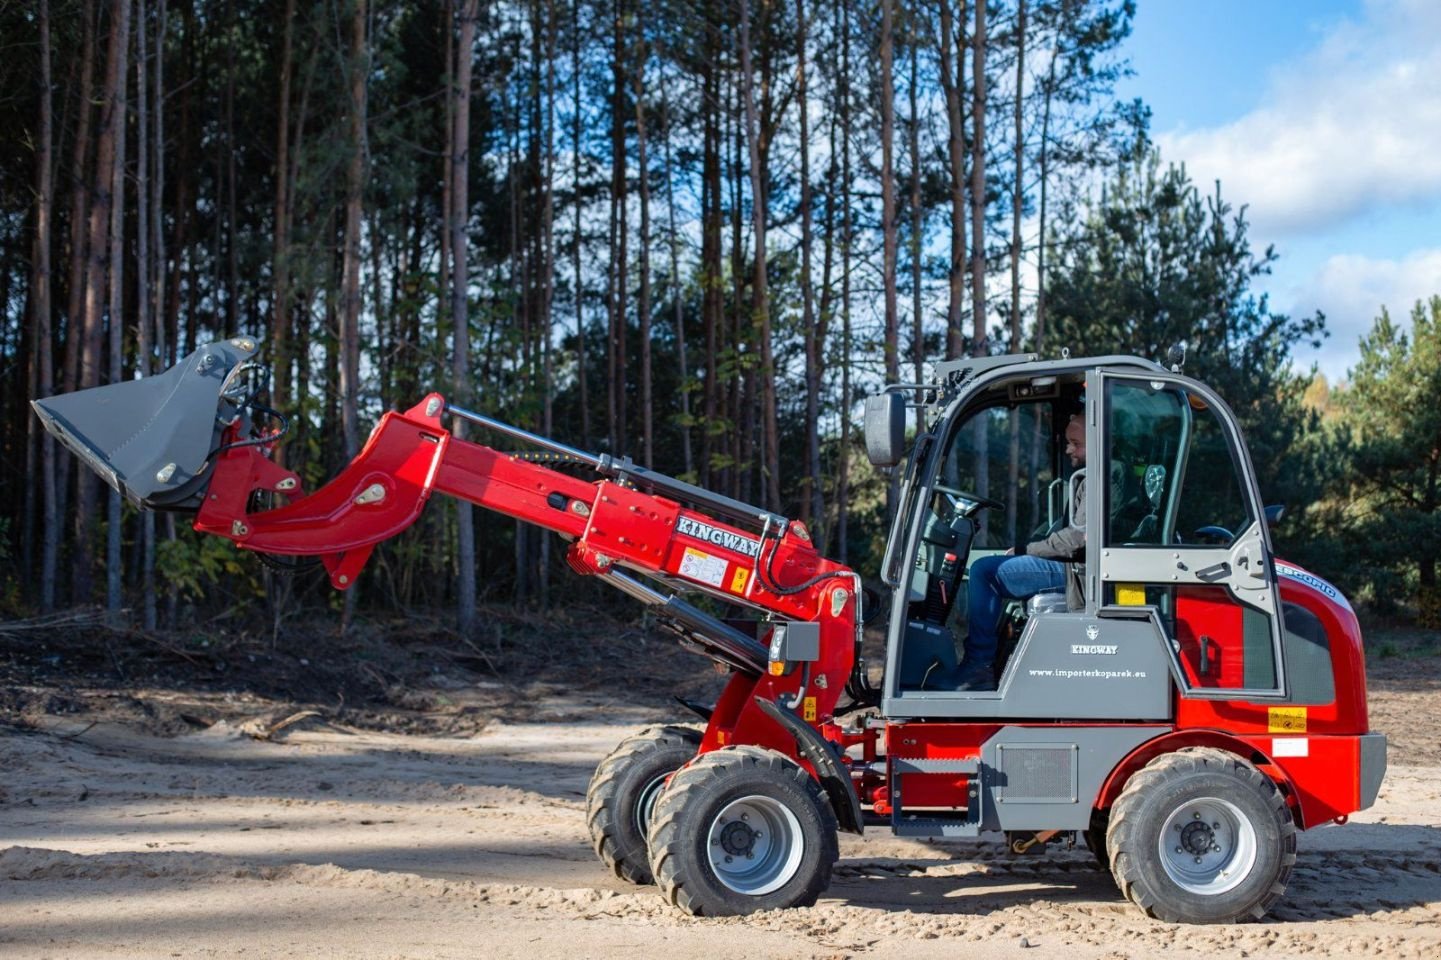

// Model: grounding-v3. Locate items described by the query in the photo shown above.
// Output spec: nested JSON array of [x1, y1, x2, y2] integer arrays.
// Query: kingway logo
[[1072, 644, 1119, 655], [676, 517, 761, 557]]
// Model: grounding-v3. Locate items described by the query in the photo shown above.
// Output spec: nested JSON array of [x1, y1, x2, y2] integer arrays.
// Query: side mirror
[[863, 392, 906, 468], [1264, 503, 1286, 527]]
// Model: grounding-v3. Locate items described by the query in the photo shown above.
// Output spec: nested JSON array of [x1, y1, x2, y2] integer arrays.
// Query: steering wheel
[[932, 484, 1004, 515]]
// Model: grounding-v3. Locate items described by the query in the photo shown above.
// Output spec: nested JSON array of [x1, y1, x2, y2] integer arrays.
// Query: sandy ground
[[2, 672, 1439, 960]]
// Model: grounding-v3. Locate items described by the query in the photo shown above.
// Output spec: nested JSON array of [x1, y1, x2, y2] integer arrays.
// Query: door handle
[[1194, 561, 1231, 583]]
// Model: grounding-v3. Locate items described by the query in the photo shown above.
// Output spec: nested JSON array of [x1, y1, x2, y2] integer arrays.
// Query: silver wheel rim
[[1158, 796, 1258, 896], [634, 773, 669, 839], [706, 794, 804, 896]]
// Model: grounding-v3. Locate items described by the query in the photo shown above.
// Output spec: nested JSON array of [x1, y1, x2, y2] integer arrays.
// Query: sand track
[[3, 704, 1439, 959]]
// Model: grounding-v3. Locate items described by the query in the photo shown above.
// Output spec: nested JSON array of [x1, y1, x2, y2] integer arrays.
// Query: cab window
[[938, 401, 1059, 550], [1103, 380, 1253, 548]]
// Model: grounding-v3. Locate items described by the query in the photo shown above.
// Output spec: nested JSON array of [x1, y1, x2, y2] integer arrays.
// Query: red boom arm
[[192, 394, 863, 757]]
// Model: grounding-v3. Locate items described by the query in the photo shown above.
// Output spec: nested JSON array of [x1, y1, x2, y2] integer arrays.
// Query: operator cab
[[872, 354, 1297, 721]]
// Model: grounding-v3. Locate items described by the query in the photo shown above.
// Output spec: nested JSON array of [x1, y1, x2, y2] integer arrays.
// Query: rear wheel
[[586, 725, 701, 885], [1107, 747, 1296, 923], [648, 745, 838, 916]]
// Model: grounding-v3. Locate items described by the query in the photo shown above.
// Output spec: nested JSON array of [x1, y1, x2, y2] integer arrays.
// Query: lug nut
[[1194, 856, 1203, 864], [725, 856, 733, 863]]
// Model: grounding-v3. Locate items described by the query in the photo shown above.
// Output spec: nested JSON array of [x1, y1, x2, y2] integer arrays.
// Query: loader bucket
[[31, 338, 262, 511]]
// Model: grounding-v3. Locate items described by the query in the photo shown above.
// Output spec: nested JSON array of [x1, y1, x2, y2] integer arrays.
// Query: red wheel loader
[[34, 339, 1385, 923]]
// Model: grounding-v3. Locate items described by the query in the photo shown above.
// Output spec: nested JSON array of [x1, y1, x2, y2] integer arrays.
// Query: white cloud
[[1157, 0, 1441, 236], [1286, 247, 1441, 381]]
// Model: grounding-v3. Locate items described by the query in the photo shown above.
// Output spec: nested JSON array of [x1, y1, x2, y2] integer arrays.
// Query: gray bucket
[[32, 338, 261, 511]]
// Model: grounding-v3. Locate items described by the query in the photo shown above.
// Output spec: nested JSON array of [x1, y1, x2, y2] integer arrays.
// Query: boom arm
[[192, 392, 863, 720]]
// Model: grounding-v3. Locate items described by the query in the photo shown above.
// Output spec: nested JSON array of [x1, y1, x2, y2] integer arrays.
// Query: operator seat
[[1026, 591, 1068, 616]]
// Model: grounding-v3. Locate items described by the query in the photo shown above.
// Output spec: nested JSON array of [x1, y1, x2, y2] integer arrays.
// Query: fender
[[754, 696, 864, 835], [1093, 728, 1294, 818]]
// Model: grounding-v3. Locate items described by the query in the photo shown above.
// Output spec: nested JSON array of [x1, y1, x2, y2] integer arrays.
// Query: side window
[[1104, 381, 1253, 548], [939, 402, 1057, 550], [1172, 397, 1254, 547]]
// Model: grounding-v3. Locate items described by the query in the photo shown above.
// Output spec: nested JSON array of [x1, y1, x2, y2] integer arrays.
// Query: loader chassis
[[34, 340, 1385, 924]]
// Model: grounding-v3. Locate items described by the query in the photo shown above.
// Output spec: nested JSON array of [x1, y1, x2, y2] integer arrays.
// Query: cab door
[[1090, 371, 1287, 699]]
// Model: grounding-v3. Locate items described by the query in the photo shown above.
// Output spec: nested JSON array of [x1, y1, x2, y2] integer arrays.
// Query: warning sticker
[[1272, 737, 1309, 758], [730, 568, 749, 594], [1268, 706, 1307, 733], [1115, 583, 1146, 605], [680, 547, 728, 588], [802, 697, 817, 722]]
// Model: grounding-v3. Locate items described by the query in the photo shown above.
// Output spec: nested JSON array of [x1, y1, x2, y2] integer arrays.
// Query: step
[[892, 757, 980, 776], [891, 815, 981, 839]]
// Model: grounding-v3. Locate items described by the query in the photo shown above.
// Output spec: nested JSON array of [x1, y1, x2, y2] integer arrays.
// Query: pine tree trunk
[[633, 16, 653, 468], [58, 2, 97, 556], [728, 77, 746, 502], [796, 0, 818, 528], [699, 1, 721, 490], [969, 0, 988, 351], [939, 0, 966, 360], [439, 0, 453, 334], [540, 0, 557, 604], [63, 3, 97, 405], [154, 0, 172, 623], [879, 0, 897, 386], [272, 0, 296, 467], [909, 25, 923, 432], [812, 30, 838, 542], [969, 0, 990, 522], [835, 0, 852, 563], [136, 0, 156, 629], [1006, 0, 1027, 545], [879, 0, 899, 520], [76, 0, 131, 604], [607, 0, 629, 456], [738, 0, 779, 512], [451, 0, 479, 636], [33, 0, 58, 612], [105, 0, 133, 618], [340, 0, 367, 462], [223, 0, 238, 334], [662, 89, 691, 476], [570, 0, 590, 448]]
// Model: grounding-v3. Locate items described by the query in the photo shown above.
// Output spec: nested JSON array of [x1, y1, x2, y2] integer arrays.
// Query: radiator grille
[[994, 744, 1078, 803]]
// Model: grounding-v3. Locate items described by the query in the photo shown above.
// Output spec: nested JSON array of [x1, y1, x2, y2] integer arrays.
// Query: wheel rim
[[1157, 796, 1258, 896], [633, 772, 670, 839], [706, 794, 805, 896]]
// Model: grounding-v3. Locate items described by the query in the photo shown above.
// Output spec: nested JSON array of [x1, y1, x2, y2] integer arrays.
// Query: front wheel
[[1107, 747, 1296, 923], [586, 725, 702, 884], [648, 745, 838, 916]]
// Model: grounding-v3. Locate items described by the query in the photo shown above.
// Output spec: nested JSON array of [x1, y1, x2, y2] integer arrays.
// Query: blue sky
[[1114, 0, 1441, 383]]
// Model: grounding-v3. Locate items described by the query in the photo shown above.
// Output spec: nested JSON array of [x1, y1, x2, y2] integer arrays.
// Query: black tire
[[647, 744, 838, 916], [1085, 808, 1112, 873], [586, 724, 702, 885], [1106, 747, 1296, 923]]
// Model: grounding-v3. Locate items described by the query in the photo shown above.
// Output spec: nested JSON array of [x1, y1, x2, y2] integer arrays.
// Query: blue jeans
[[963, 554, 1066, 668]]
